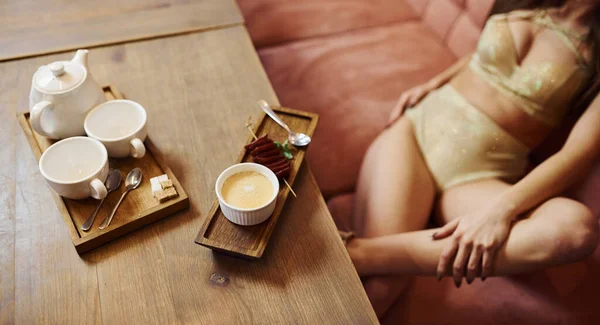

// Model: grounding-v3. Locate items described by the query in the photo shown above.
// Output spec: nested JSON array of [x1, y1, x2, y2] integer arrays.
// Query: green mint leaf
[[274, 141, 282, 149], [283, 151, 293, 160]]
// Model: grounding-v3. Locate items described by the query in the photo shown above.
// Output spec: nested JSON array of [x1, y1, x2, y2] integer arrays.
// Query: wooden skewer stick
[[245, 116, 257, 141], [246, 118, 297, 198], [283, 178, 297, 198]]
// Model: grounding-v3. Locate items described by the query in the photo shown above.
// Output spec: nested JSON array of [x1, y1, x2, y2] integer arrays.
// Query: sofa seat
[[238, 0, 600, 323]]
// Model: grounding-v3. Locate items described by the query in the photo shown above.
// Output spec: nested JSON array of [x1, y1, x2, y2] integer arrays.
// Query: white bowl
[[215, 163, 279, 226]]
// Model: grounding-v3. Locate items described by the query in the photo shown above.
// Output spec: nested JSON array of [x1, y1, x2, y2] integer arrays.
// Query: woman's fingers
[[481, 243, 498, 281], [432, 218, 459, 240], [387, 107, 402, 126], [396, 93, 410, 110], [452, 241, 472, 288], [387, 94, 409, 126], [388, 86, 432, 127], [466, 245, 484, 284], [408, 87, 426, 106], [436, 238, 459, 280]]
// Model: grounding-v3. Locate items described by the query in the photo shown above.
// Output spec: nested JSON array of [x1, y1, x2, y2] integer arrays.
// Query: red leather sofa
[[237, 0, 600, 324]]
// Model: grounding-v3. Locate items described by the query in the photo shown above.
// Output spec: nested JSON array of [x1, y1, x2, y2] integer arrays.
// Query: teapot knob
[[49, 62, 65, 77]]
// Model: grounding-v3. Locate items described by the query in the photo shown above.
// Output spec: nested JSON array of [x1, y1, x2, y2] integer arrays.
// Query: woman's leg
[[352, 117, 436, 317], [348, 179, 599, 279]]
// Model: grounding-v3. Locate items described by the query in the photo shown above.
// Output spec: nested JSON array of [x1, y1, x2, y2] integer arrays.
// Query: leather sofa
[[237, 0, 600, 324]]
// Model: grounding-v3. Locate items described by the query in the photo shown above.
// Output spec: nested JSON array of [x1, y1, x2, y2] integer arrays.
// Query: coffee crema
[[221, 171, 274, 209]]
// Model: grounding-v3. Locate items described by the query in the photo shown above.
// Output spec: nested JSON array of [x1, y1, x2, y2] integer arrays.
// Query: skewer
[[283, 178, 297, 198], [246, 117, 297, 198]]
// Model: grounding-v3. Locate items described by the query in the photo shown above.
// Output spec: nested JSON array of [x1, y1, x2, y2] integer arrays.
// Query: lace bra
[[469, 10, 591, 126]]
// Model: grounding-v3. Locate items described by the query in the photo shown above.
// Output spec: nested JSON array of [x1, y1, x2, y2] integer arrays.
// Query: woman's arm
[[428, 53, 473, 88], [498, 94, 600, 218], [387, 54, 473, 126]]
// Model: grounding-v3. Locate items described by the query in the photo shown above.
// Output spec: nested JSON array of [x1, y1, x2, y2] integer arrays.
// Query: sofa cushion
[[258, 22, 457, 197], [237, 0, 419, 48], [384, 251, 600, 325], [405, 0, 493, 31], [405, 0, 495, 57]]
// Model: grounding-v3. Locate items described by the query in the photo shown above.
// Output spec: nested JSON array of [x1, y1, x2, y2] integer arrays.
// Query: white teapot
[[29, 49, 105, 139]]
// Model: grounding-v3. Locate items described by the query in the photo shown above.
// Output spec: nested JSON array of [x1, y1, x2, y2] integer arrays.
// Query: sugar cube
[[155, 190, 170, 203], [164, 187, 178, 199], [160, 179, 173, 189], [150, 177, 162, 197]]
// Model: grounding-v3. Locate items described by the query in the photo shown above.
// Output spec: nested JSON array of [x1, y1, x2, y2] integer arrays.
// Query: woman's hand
[[387, 80, 441, 127], [432, 203, 515, 287]]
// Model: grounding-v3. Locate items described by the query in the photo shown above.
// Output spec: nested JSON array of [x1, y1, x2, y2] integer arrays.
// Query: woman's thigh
[[354, 117, 436, 237], [434, 179, 511, 225]]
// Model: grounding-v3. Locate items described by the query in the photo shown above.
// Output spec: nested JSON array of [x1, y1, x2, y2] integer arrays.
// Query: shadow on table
[[79, 202, 196, 263]]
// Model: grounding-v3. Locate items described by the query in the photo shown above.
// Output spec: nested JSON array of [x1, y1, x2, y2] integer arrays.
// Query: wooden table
[[0, 16, 378, 325], [0, 0, 243, 62]]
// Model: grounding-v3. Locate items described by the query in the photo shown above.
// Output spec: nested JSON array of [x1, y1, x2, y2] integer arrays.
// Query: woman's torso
[[448, 9, 591, 149]]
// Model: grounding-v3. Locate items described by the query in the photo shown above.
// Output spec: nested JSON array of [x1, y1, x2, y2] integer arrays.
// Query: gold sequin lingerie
[[406, 10, 591, 190]]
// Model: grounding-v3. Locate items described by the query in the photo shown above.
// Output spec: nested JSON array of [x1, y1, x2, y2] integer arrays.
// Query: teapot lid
[[34, 61, 85, 93]]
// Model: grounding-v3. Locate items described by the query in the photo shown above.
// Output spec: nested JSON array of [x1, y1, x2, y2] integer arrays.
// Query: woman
[[342, 0, 600, 318]]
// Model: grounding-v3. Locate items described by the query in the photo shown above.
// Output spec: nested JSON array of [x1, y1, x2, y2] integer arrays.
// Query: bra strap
[[533, 11, 588, 66], [535, 10, 588, 41], [492, 10, 539, 21]]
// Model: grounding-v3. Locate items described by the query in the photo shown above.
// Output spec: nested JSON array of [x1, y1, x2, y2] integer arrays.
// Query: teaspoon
[[81, 169, 121, 232], [258, 100, 312, 146], [98, 168, 143, 230]]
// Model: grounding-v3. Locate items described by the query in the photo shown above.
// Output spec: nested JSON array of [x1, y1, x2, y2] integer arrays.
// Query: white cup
[[215, 163, 280, 226], [84, 99, 147, 159], [39, 136, 109, 200]]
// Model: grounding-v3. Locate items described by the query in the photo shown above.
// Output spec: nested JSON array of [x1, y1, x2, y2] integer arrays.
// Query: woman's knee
[[363, 276, 407, 303], [541, 198, 599, 262]]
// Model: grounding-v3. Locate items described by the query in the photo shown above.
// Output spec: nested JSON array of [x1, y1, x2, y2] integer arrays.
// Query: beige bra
[[469, 10, 591, 126]]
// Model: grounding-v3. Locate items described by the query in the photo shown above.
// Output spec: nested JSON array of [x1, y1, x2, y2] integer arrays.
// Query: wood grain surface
[[197, 106, 318, 258], [0, 26, 378, 324], [17, 86, 190, 253], [0, 0, 243, 62]]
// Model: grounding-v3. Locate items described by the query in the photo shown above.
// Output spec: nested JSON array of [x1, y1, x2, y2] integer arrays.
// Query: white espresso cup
[[84, 100, 147, 159], [39, 136, 109, 200]]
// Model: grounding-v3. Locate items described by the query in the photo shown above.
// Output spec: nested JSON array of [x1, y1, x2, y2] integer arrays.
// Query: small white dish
[[84, 99, 147, 159], [39, 136, 109, 200], [215, 163, 279, 226]]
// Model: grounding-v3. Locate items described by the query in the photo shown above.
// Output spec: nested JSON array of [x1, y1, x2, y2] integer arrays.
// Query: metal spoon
[[258, 100, 312, 146], [81, 169, 121, 232], [98, 168, 143, 230]]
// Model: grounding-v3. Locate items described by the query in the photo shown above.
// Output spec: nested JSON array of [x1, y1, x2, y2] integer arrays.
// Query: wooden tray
[[17, 85, 190, 254], [195, 106, 318, 259]]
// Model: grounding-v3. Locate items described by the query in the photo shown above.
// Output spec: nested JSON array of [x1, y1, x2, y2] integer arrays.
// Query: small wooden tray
[[195, 106, 318, 259], [17, 85, 189, 254]]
